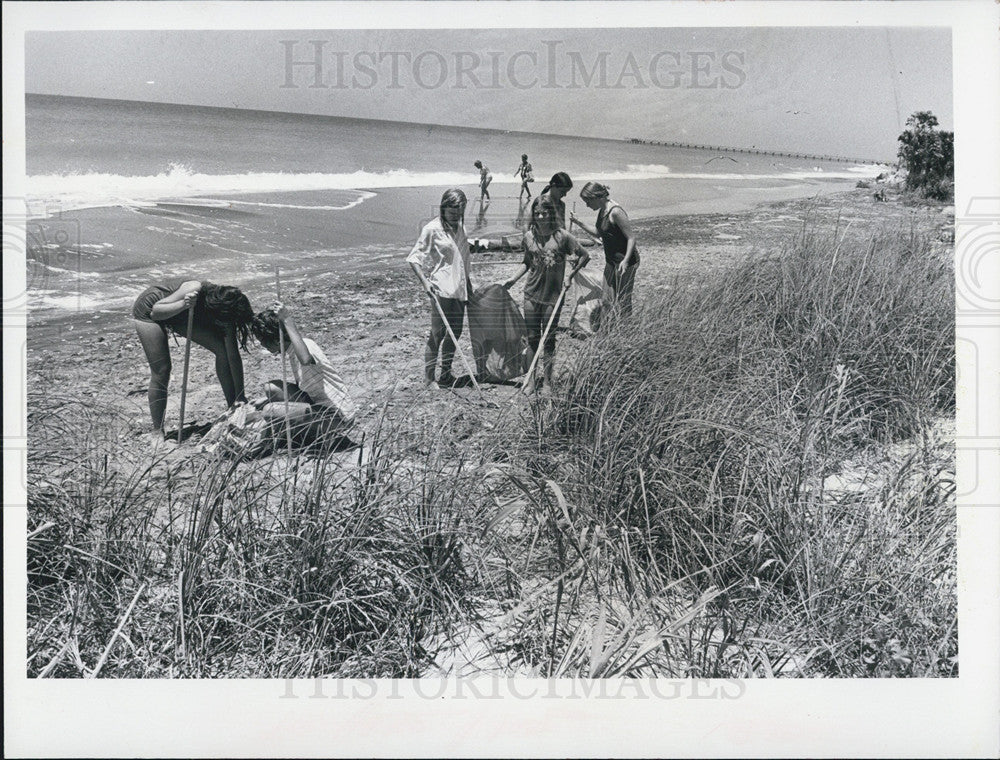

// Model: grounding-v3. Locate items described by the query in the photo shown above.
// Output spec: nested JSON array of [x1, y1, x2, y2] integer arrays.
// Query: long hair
[[541, 171, 573, 196], [439, 187, 467, 230], [250, 307, 287, 347], [580, 181, 610, 201], [529, 195, 561, 235], [199, 282, 254, 350]]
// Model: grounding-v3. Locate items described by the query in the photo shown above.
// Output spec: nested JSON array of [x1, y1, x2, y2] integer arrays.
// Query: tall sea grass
[[531, 218, 956, 675], [26, 214, 956, 678]]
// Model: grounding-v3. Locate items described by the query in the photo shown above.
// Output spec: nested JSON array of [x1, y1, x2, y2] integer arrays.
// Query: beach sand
[[26, 187, 952, 459]]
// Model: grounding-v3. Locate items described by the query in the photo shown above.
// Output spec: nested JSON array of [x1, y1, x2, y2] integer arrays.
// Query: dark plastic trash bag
[[467, 284, 532, 382]]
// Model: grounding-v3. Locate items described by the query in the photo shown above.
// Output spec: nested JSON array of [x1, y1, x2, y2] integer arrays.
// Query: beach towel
[[199, 404, 273, 459], [467, 284, 532, 382], [567, 269, 605, 337]]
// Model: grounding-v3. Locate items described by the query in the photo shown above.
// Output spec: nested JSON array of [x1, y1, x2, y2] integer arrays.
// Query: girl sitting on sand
[[473, 160, 493, 202], [572, 182, 640, 320], [503, 196, 590, 391], [539, 172, 573, 229], [132, 279, 254, 443], [408, 188, 474, 388], [514, 154, 534, 201], [250, 303, 355, 446]]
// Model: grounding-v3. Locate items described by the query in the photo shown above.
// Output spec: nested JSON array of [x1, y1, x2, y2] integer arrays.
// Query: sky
[[25, 27, 952, 160]]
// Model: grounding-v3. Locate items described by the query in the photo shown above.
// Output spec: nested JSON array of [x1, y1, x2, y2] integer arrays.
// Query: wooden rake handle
[[177, 303, 196, 442], [410, 263, 481, 392]]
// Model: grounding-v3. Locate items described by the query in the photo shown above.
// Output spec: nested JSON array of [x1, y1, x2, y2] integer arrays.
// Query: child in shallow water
[[515, 154, 534, 201], [473, 160, 493, 202]]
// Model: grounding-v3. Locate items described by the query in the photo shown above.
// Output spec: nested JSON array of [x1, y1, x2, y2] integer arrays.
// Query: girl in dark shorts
[[132, 279, 254, 441], [503, 196, 590, 390]]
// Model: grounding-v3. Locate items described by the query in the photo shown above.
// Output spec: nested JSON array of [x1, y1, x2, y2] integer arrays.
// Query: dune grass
[[26, 212, 956, 678], [539, 217, 955, 676]]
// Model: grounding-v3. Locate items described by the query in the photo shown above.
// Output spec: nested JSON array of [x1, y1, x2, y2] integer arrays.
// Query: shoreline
[[25, 182, 957, 682], [26, 186, 951, 443], [25, 174, 865, 329]]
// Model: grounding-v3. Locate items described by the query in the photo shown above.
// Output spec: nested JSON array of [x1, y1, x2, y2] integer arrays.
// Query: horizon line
[[26, 91, 891, 164], [25, 91, 627, 147]]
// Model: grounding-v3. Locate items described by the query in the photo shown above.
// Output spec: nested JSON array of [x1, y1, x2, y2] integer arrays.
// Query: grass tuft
[[27, 213, 955, 678]]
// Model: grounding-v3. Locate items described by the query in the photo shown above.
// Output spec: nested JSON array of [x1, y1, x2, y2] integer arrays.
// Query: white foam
[[28, 261, 101, 278], [30, 292, 104, 310], [623, 163, 673, 174], [26, 162, 882, 218], [215, 194, 376, 212], [26, 165, 482, 216]]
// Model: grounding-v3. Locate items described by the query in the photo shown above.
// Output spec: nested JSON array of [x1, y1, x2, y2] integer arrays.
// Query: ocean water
[[24, 94, 878, 321]]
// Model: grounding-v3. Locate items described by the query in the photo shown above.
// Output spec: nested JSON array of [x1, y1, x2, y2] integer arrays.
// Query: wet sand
[[26, 187, 952, 451]]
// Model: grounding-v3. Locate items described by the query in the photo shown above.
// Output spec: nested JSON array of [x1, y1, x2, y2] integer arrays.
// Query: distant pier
[[624, 138, 890, 166]]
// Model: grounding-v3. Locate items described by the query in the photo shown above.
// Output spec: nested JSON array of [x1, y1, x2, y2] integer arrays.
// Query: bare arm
[[611, 207, 638, 269], [410, 261, 435, 295], [559, 234, 589, 290], [568, 234, 591, 273], [223, 324, 246, 403], [569, 212, 599, 240], [503, 264, 529, 290], [275, 305, 314, 365], [149, 280, 200, 321]]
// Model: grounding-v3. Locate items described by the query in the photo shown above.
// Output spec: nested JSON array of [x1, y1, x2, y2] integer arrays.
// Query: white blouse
[[407, 217, 472, 301]]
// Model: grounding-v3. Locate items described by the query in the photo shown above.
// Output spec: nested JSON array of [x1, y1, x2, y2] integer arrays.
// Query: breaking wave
[[26, 162, 881, 217]]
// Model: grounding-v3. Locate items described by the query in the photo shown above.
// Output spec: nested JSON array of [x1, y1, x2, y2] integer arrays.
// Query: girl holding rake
[[250, 303, 356, 448], [571, 182, 640, 320], [132, 279, 255, 444], [504, 196, 590, 391], [408, 188, 476, 388]]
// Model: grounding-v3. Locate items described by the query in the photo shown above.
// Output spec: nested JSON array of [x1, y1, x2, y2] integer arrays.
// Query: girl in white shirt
[[407, 188, 473, 387], [251, 304, 355, 445]]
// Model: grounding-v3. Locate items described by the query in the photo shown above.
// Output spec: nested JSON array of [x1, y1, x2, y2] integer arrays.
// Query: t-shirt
[[290, 337, 356, 421], [521, 229, 583, 306], [407, 217, 472, 301]]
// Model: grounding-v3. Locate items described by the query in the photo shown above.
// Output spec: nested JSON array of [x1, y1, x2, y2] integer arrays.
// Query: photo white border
[[4, 2, 998, 757]]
